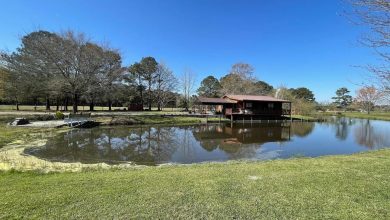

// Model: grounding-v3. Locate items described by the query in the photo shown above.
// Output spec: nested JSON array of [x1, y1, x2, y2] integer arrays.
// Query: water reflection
[[354, 119, 390, 149], [25, 118, 390, 165], [290, 122, 315, 137]]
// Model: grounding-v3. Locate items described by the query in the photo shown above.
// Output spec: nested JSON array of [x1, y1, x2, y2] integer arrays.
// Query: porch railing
[[225, 108, 290, 116]]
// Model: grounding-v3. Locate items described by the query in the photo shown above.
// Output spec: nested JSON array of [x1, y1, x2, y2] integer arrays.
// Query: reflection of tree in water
[[354, 120, 390, 149], [290, 122, 315, 137], [174, 126, 199, 162], [26, 126, 179, 165], [333, 117, 355, 140]]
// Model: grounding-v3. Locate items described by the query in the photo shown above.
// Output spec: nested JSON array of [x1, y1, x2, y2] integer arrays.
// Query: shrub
[[35, 114, 55, 121], [55, 111, 65, 120]]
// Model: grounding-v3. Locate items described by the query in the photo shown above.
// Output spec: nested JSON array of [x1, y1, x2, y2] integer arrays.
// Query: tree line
[[0, 29, 387, 115], [0, 30, 319, 114], [0, 30, 178, 112]]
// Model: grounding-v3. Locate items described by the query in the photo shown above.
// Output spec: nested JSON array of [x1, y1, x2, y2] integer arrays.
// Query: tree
[[128, 62, 144, 106], [140, 57, 158, 111], [154, 63, 178, 111], [1, 31, 60, 110], [180, 69, 196, 111], [101, 50, 124, 111], [128, 57, 158, 111], [0, 67, 7, 101], [289, 87, 315, 102], [197, 75, 221, 97], [220, 63, 256, 95], [349, 0, 390, 101], [332, 87, 353, 110], [1, 30, 123, 113], [355, 86, 383, 114], [0, 67, 26, 110], [252, 80, 274, 95]]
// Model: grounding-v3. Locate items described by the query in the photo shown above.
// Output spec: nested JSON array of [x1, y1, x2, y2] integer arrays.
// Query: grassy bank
[[0, 116, 62, 148], [0, 149, 389, 219], [339, 112, 390, 121], [320, 112, 390, 121]]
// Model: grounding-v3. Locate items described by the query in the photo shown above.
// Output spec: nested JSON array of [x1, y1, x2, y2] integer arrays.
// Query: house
[[197, 95, 291, 120]]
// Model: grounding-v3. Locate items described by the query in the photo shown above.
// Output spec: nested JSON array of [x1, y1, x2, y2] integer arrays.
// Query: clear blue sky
[[0, 0, 379, 102]]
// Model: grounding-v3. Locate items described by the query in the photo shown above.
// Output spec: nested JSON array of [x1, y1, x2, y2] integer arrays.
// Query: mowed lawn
[[1, 150, 389, 219], [319, 111, 390, 121]]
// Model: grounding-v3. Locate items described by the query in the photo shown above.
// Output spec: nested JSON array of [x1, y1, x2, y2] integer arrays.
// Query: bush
[[55, 111, 65, 120], [35, 114, 55, 121]]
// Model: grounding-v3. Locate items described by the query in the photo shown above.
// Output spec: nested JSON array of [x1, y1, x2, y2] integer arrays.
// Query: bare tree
[[349, 0, 390, 101], [0, 66, 26, 110], [219, 63, 260, 95], [180, 69, 196, 111], [1, 30, 121, 112], [154, 63, 178, 111], [355, 85, 383, 114]]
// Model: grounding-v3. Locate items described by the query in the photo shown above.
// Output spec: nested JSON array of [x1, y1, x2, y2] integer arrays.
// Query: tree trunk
[[108, 99, 112, 111], [56, 98, 59, 111], [148, 83, 152, 111], [64, 97, 69, 111], [34, 98, 37, 111], [139, 75, 143, 109], [45, 97, 50, 111], [72, 93, 78, 113], [90, 101, 94, 111], [16, 100, 19, 111]]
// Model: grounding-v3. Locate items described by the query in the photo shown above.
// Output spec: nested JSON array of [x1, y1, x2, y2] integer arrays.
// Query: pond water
[[25, 117, 390, 165]]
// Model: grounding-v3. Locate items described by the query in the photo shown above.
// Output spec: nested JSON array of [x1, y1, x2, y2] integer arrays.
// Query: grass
[[0, 149, 389, 219], [0, 115, 63, 148], [291, 114, 317, 120], [320, 111, 390, 121], [339, 112, 390, 121]]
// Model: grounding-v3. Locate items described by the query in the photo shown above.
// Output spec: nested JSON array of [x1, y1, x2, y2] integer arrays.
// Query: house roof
[[223, 95, 290, 102], [197, 97, 237, 104]]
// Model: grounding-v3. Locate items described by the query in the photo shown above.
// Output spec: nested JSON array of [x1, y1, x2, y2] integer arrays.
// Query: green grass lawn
[[0, 149, 389, 219], [291, 114, 317, 120], [297, 111, 390, 121], [0, 116, 58, 148], [340, 112, 390, 121]]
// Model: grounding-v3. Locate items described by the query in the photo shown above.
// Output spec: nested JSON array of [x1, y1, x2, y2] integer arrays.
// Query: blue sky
[[0, 0, 379, 102]]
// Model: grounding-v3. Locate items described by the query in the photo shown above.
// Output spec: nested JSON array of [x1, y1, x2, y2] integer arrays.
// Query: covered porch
[[197, 95, 292, 121]]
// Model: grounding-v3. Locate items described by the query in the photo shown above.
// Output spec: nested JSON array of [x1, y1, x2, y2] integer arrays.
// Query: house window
[[245, 102, 252, 108], [268, 103, 274, 109]]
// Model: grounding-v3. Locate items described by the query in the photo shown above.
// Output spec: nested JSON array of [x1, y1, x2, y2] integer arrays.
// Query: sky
[[0, 0, 380, 102]]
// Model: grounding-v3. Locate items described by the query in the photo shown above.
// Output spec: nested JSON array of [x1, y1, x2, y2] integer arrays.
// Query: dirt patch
[[16, 120, 67, 128]]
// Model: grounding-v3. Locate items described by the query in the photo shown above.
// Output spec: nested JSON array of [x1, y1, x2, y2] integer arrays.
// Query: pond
[[25, 117, 390, 165]]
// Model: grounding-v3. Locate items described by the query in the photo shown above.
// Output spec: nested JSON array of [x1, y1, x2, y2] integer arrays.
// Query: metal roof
[[223, 95, 290, 102], [197, 97, 237, 104]]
